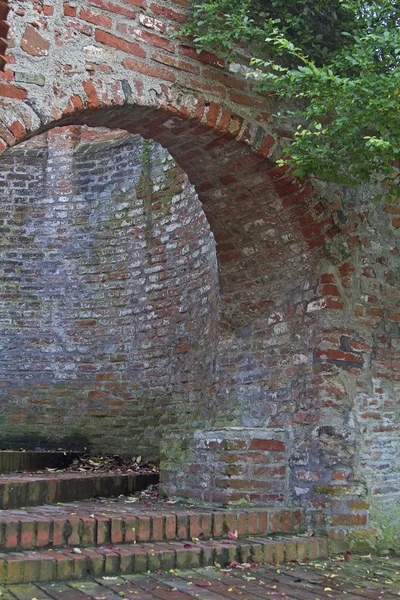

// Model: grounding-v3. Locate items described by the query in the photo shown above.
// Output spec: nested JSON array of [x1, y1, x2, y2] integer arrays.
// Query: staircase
[[0, 454, 329, 587]]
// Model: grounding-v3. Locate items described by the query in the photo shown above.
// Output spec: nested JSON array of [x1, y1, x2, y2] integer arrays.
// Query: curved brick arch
[[57, 99, 332, 326], [0, 1, 338, 326], [1, 94, 334, 326]]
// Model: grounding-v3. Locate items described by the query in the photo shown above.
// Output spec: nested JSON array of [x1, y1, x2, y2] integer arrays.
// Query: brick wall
[[161, 428, 289, 506], [0, 1, 8, 71], [0, 126, 219, 458], [0, 0, 398, 552]]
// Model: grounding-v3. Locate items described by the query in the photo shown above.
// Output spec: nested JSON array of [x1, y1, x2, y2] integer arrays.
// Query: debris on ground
[[51, 454, 160, 475]]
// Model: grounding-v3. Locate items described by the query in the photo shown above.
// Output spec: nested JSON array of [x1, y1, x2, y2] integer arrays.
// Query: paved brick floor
[[1, 555, 399, 599]]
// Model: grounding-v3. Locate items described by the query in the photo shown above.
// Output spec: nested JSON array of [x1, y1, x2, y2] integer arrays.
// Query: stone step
[[0, 536, 329, 584], [0, 472, 159, 509], [0, 502, 304, 552], [0, 451, 81, 474]]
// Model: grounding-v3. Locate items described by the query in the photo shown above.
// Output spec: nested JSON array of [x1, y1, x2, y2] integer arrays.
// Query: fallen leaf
[[307, 530, 315, 537], [344, 551, 351, 562]]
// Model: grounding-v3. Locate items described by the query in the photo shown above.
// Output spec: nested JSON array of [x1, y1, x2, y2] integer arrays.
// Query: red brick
[[36, 520, 51, 547], [66, 517, 81, 546], [21, 25, 50, 57], [22, 555, 41, 583], [5, 556, 23, 584], [164, 514, 176, 540], [96, 516, 111, 545], [4, 520, 19, 550], [0, 83, 27, 99], [79, 8, 112, 28], [253, 466, 285, 477], [188, 513, 200, 539], [151, 515, 164, 541], [123, 57, 175, 81], [151, 3, 187, 23], [281, 510, 291, 532], [20, 520, 35, 549], [63, 3, 77, 16], [249, 439, 285, 451], [179, 46, 223, 67], [208, 70, 248, 95], [9, 120, 27, 139], [257, 135, 275, 158], [80, 517, 96, 545], [137, 516, 151, 542], [111, 517, 124, 544], [321, 284, 341, 297], [230, 92, 267, 108], [325, 297, 345, 309], [332, 514, 367, 526], [124, 516, 137, 543], [200, 514, 212, 538], [316, 349, 363, 363], [247, 511, 258, 535], [83, 80, 100, 109], [89, 0, 139, 17], [125, 26, 174, 53], [52, 518, 67, 547], [95, 29, 146, 58], [213, 513, 224, 537]]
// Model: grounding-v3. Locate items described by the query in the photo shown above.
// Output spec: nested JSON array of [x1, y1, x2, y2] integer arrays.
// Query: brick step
[[0, 472, 159, 509], [0, 503, 304, 552], [0, 451, 81, 474], [0, 536, 329, 585]]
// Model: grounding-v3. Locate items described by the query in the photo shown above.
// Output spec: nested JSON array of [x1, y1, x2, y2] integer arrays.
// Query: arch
[[0, 1, 337, 323], [1, 95, 336, 327]]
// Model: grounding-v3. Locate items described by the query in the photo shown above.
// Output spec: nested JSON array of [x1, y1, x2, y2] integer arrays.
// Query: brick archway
[[1, 0, 399, 550], [32, 100, 332, 329], [0, 1, 335, 326]]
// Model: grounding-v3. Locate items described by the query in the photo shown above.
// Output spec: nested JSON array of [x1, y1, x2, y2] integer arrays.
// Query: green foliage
[[183, 1, 400, 199]]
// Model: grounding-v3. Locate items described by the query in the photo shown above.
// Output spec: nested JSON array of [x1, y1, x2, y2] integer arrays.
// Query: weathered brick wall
[[0, 0, 398, 552], [0, 126, 219, 458], [0, 1, 8, 71]]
